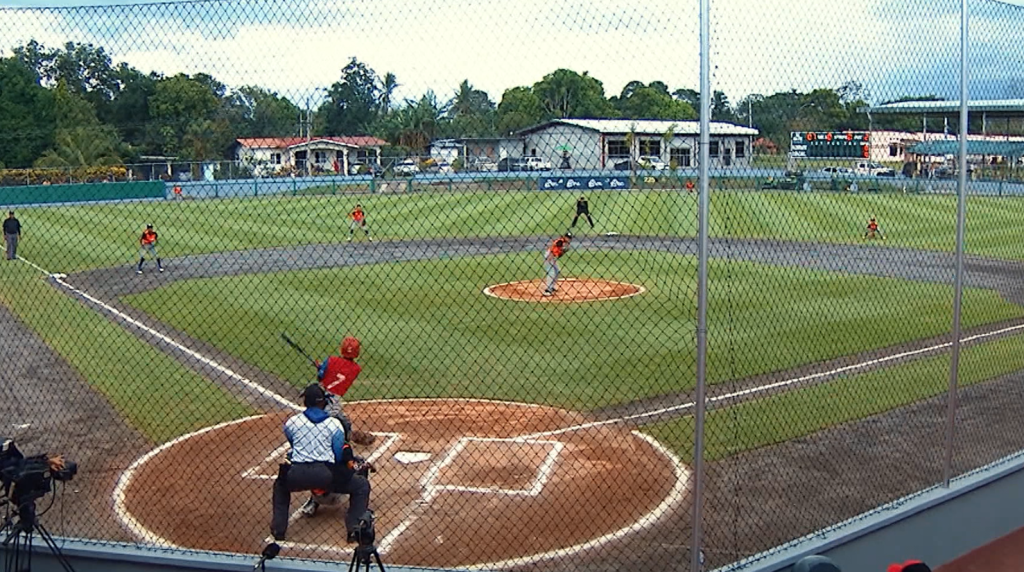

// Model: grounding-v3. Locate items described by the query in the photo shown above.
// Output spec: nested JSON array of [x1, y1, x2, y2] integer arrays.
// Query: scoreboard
[[790, 131, 870, 158]]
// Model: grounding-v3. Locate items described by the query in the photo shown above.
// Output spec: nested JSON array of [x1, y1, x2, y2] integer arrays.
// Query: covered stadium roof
[[516, 119, 759, 136], [906, 140, 1024, 158], [859, 99, 1024, 115]]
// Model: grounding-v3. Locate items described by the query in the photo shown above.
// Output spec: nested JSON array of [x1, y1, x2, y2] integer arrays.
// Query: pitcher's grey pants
[[270, 462, 370, 540], [4, 233, 17, 260], [544, 258, 560, 293]]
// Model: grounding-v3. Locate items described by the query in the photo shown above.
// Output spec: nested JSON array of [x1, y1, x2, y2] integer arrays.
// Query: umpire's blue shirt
[[284, 408, 346, 464]]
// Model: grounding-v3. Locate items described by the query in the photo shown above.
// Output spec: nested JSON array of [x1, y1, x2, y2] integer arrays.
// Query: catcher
[[864, 217, 886, 240], [299, 336, 375, 518]]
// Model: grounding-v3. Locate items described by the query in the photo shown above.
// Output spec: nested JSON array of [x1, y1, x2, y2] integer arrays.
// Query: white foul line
[[47, 273, 298, 411], [112, 415, 267, 547], [518, 321, 1024, 440]]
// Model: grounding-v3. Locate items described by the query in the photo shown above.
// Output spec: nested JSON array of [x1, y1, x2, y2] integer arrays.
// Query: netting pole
[[691, 0, 711, 567], [943, 0, 969, 488]]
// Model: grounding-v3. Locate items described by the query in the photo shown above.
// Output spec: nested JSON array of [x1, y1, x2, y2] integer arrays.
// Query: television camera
[[1, 438, 78, 572]]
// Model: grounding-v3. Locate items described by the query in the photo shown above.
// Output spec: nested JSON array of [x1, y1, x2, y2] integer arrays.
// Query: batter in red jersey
[[348, 203, 371, 242], [314, 336, 374, 445]]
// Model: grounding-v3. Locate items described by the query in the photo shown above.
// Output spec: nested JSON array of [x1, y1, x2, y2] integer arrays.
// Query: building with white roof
[[514, 119, 759, 170]]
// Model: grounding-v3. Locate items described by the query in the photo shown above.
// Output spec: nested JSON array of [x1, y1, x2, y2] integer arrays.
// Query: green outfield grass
[[122, 251, 1023, 410], [9, 190, 1024, 274], [643, 332, 1024, 462], [0, 265, 254, 443]]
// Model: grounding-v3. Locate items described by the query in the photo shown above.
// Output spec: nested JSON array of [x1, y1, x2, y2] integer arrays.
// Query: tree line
[[0, 40, 967, 170]]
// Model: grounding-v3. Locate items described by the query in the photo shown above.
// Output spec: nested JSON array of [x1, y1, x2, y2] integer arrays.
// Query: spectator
[[794, 555, 841, 572], [888, 561, 931, 572]]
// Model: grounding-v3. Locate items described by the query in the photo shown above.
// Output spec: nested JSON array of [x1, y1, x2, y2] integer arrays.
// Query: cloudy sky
[[0, 0, 1022, 108]]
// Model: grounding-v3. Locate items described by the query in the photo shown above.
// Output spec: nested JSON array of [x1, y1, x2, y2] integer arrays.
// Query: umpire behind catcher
[[270, 384, 371, 542]]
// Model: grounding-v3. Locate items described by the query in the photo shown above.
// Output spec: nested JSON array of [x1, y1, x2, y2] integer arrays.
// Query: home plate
[[394, 451, 432, 464]]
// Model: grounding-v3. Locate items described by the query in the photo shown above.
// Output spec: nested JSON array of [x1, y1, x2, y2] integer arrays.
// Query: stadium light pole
[[943, 0, 969, 488], [691, 0, 711, 567]]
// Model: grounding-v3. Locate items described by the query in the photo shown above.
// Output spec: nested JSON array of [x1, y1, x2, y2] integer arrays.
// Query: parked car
[[613, 159, 640, 171], [497, 157, 527, 172], [638, 156, 668, 170], [394, 159, 420, 176], [435, 161, 454, 174], [469, 157, 497, 172], [349, 162, 384, 177], [523, 157, 553, 171], [854, 161, 895, 177], [819, 166, 853, 176]]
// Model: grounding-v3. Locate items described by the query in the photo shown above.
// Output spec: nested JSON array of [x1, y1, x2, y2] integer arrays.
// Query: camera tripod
[[348, 543, 386, 572], [1, 496, 76, 572]]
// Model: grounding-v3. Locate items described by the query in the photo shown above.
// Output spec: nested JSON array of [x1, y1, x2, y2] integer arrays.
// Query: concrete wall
[[716, 451, 1024, 572], [0, 181, 164, 207]]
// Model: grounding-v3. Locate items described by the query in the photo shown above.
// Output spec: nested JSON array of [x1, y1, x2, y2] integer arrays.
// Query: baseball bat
[[280, 333, 318, 367]]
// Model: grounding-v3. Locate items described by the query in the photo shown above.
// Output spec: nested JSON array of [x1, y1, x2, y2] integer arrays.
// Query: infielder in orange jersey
[[136, 224, 163, 274], [347, 203, 371, 242], [864, 217, 886, 240], [542, 231, 572, 297]]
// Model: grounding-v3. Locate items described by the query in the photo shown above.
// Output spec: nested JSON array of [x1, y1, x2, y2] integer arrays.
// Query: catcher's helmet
[[340, 336, 361, 359], [300, 384, 327, 408]]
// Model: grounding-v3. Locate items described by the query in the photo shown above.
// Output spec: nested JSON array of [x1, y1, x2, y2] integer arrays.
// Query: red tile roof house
[[234, 136, 387, 177]]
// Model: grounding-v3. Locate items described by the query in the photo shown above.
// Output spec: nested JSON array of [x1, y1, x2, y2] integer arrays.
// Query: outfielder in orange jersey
[[542, 231, 572, 297], [347, 203, 371, 242], [864, 217, 886, 240], [136, 224, 164, 274]]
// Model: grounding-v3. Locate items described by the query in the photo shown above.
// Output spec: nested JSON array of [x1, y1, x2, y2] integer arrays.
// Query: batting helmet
[[340, 336, 361, 359]]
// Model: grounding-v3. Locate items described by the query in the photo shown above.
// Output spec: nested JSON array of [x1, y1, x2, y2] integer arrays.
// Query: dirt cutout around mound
[[117, 400, 687, 568], [484, 278, 644, 303]]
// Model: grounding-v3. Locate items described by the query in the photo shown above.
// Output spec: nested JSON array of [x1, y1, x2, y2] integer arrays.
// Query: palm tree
[[662, 123, 677, 169], [379, 72, 399, 116], [35, 125, 122, 168]]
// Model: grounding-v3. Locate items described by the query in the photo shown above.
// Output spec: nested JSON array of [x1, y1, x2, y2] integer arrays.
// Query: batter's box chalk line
[[422, 436, 565, 498], [243, 432, 401, 480]]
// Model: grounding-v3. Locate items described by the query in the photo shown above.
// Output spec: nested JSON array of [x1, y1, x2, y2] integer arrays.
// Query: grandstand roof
[[906, 140, 1024, 157], [860, 99, 1024, 115], [516, 119, 759, 136]]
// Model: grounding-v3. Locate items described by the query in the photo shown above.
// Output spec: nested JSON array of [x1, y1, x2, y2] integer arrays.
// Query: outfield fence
[[2, 1, 1024, 571]]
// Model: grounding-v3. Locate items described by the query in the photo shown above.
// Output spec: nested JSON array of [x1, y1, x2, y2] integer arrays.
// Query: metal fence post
[[943, 0, 970, 488], [691, 0, 711, 567]]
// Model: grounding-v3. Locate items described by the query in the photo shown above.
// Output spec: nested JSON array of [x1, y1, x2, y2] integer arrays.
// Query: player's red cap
[[887, 561, 931, 572]]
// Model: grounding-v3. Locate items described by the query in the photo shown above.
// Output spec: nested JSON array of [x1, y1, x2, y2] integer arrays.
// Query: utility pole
[[305, 94, 313, 177]]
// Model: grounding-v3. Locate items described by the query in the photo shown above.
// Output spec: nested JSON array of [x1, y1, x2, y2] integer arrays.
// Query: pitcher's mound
[[484, 278, 644, 303]]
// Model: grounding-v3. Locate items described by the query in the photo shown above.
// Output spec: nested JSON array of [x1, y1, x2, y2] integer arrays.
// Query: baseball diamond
[[7, 190, 1024, 570], [114, 400, 689, 568]]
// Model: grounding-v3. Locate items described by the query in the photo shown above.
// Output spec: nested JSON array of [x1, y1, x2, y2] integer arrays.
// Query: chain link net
[[0, 0, 1023, 570]]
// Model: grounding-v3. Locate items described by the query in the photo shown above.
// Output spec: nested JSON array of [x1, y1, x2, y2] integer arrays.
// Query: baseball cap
[[146, 224, 153, 228], [887, 561, 931, 572]]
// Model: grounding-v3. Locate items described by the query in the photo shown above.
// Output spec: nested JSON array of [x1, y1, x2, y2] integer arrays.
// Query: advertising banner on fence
[[539, 175, 630, 191]]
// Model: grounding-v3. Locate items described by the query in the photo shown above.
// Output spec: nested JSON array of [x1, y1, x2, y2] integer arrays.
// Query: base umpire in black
[[270, 384, 372, 542], [4, 211, 21, 260], [571, 195, 594, 229]]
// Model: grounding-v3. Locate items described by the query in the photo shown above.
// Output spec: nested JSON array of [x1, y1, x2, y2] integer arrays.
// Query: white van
[[854, 161, 895, 177]]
